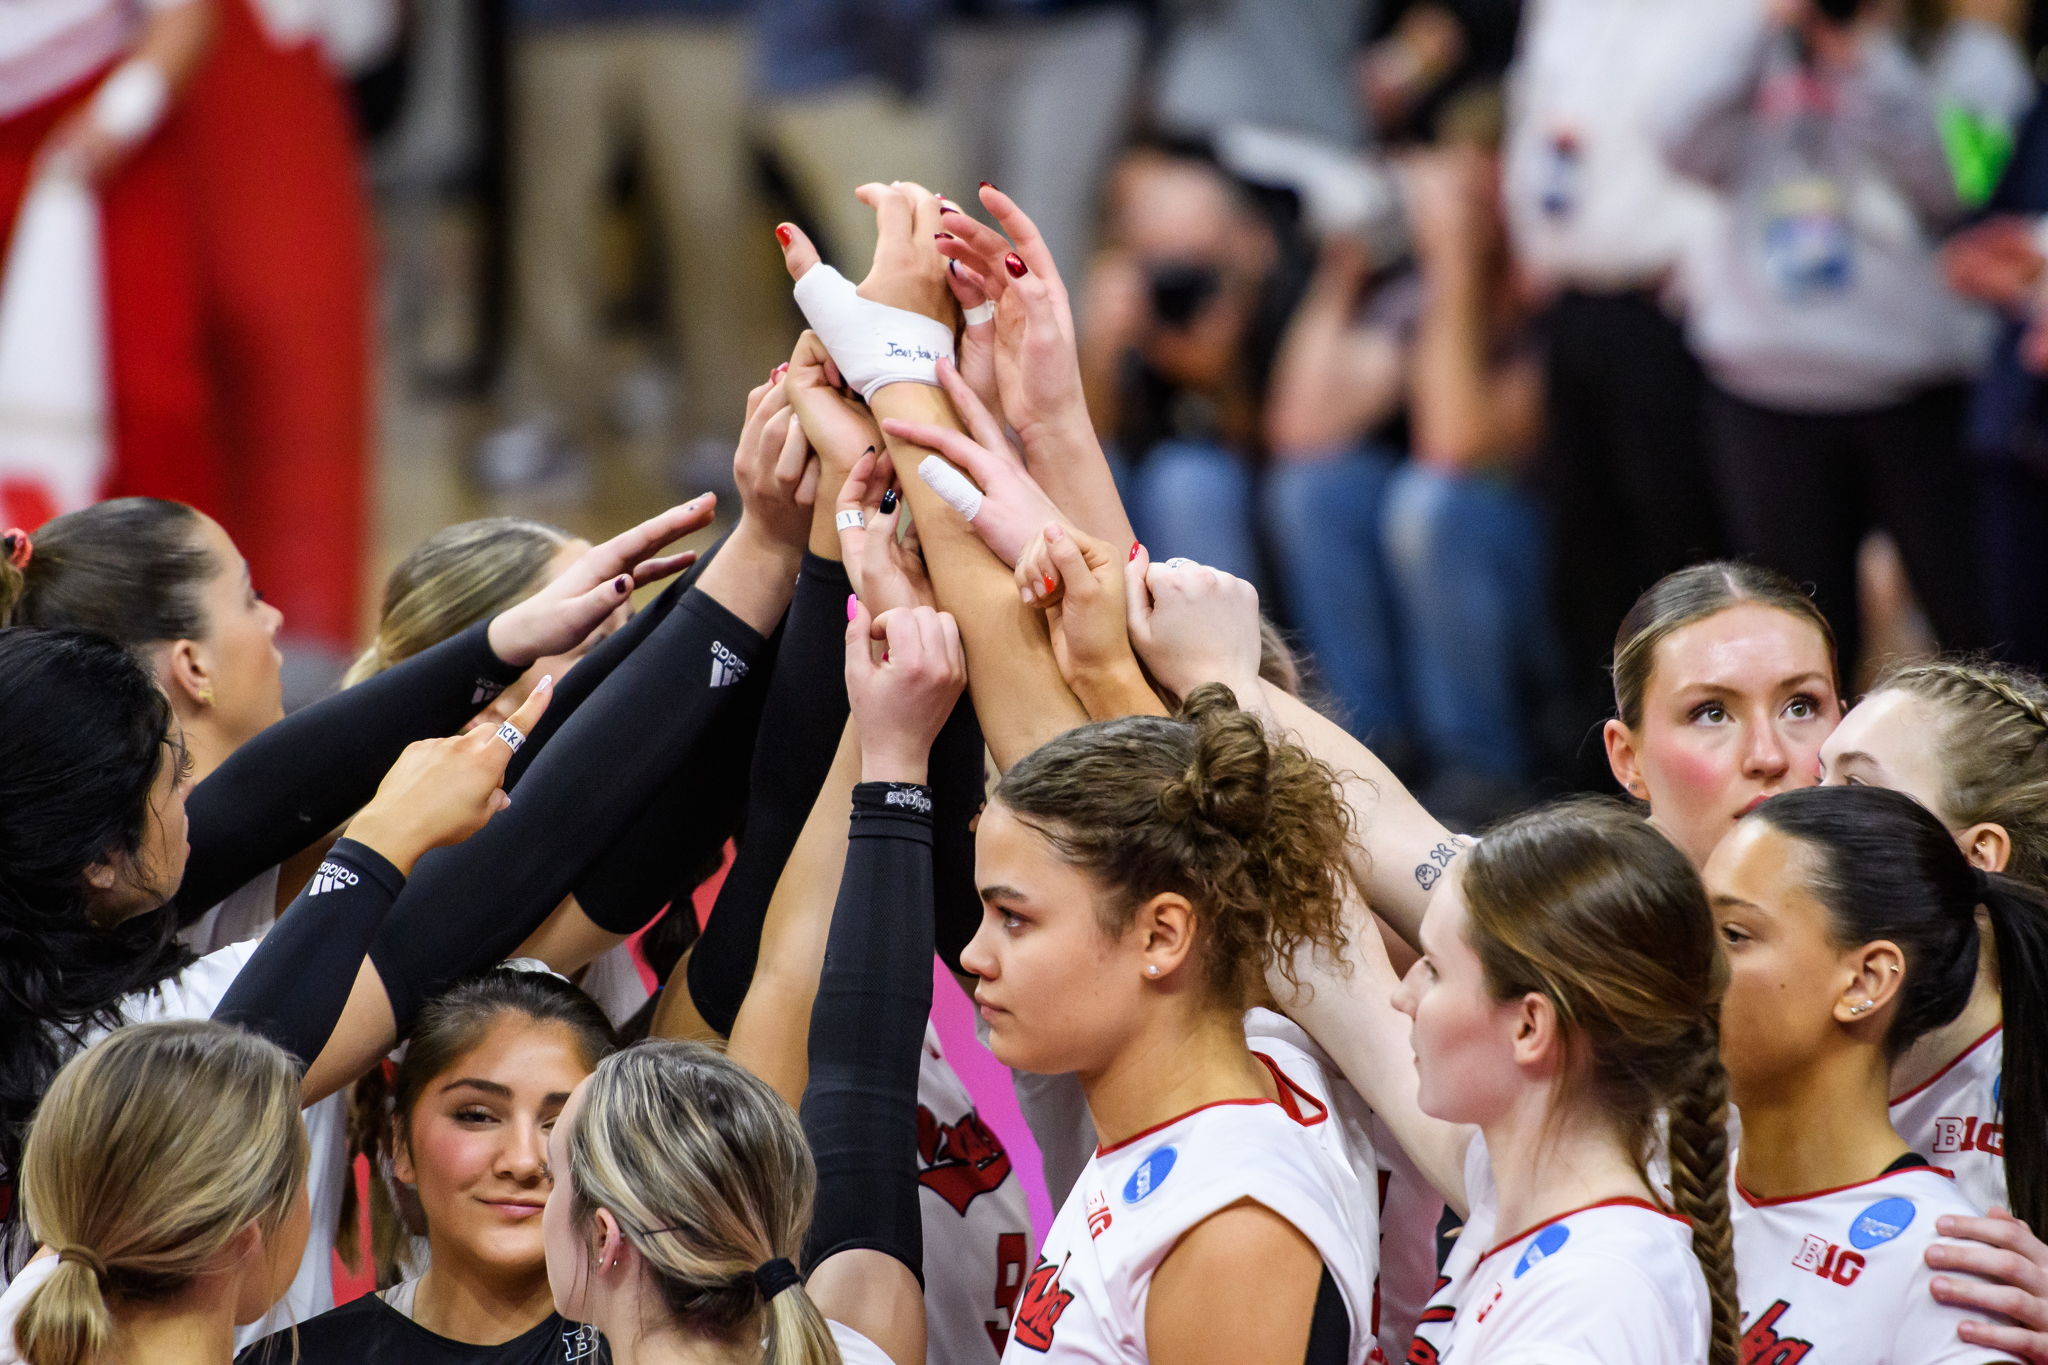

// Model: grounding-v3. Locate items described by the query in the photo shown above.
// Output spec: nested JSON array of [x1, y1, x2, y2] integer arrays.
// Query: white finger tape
[[791, 264, 958, 401], [835, 509, 866, 531], [962, 301, 995, 326], [494, 721, 527, 753], [918, 456, 983, 523]]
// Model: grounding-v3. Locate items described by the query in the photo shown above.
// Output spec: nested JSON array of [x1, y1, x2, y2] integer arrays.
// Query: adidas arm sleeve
[[211, 838, 405, 1064], [687, 553, 853, 1035], [800, 781, 935, 1283], [367, 589, 771, 1035]]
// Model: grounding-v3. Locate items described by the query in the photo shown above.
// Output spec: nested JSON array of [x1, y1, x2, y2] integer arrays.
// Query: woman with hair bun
[[962, 685, 1380, 1365], [0, 1021, 309, 1365]]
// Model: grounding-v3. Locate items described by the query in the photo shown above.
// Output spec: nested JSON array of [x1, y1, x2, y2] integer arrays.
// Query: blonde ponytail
[[764, 1281, 840, 1365], [13, 1021, 307, 1365]]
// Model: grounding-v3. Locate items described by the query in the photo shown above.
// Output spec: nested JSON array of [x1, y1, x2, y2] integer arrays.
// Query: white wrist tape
[[791, 265, 957, 401], [835, 508, 865, 531], [962, 301, 995, 326], [89, 60, 169, 145], [918, 456, 983, 522]]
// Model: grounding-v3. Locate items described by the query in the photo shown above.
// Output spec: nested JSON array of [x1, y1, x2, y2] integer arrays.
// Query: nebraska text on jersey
[[1000, 1032, 1381, 1364], [1731, 1163, 2020, 1364]]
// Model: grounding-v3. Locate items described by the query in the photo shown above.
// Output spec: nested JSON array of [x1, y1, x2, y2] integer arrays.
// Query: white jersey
[[833, 1319, 898, 1365], [1413, 1135, 1708, 1365], [999, 1031, 1380, 1364], [1891, 1026, 2006, 1218], [1732, 1162, 2018, 1364], [1243, 1009, 1446, 1364], [916, 1022, 1035, 1363]]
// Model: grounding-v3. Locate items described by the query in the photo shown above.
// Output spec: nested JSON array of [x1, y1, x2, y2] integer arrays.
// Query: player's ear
[[1509, 991, 1563, 1076]]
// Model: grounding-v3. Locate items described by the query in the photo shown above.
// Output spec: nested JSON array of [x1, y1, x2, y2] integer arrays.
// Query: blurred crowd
[[8, 0, 2048, 825]]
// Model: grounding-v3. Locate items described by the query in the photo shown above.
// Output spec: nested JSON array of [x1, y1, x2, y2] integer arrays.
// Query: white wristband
[[89, 59, 169, 145], [791, 264, 958, 401], [962, 301, 995, 326], [918, 456, 983, 522]]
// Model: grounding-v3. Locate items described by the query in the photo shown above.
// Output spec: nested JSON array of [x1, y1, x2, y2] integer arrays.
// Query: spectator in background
[[1943, 68, 2048, 673], [932, 0, 1146, 283], [483, 0, 786, 492], [752, 0, 957, 270], [1358, 0, 1522, 145], [1151, 0, 1376, 149], [1661, 0, 1994, 681], [1077, 140, 1315, 587], [1261, 103, 1556, 824], [1502, 0, 1750, 788]]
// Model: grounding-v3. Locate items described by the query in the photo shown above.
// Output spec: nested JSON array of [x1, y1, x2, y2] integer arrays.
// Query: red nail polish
[[1005, 253, 1027, 278], [1129, 542, 1140, 562], [980, 180, 999, 192], [935, 232, 956, 241], [1043, 574, 1056, 594], [775, 224, 793, 246]]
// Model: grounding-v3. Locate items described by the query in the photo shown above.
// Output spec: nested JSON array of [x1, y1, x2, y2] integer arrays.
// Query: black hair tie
[[754, 1256, 801, 1301]]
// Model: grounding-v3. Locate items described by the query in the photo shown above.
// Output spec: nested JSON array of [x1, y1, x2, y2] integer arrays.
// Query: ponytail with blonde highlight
[[13, 1020, 306, 1365]]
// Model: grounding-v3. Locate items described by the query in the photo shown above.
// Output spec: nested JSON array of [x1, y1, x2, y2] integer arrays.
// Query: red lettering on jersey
[[1417, 1276, 1455, 1326], [1086, 1188, 1112, 1239], [1010, 1254, 1075, 1353], [1740, 1300, 1814, 1364], [1933, 1117, 1968, 1153], [1978, 1121, 2005, 1156], [1933, 1115, 2005, 1156], [1791, 1237, 1864, 1287], [916, 1105, 1015, 1216], [985, 1232, 1027, 1355], [1405, 1339, 1440, 1365]]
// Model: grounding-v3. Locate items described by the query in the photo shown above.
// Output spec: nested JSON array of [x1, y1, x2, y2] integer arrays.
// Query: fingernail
[[940, 201, 961, 215], [1005, 253, 1027, 278], [775, 224, 793, 246], [614, 575, 631, 593], [935, 232, 956, 241], [980, 180, 999, 192], [948, 259, 961, 277], [880, 489, 899, 514], [847, 593, 858, 621], [1043, 574, 1056, 594], [1129, 542, 1141, 561], [1021, 587, 1033, 604], [773, 363, 789, 381], [1046, 523, 1063, 541], [538, 674, 553, 692]]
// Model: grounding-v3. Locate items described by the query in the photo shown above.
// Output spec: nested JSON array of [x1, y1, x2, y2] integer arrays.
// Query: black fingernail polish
[[880, 489, 899, 514]]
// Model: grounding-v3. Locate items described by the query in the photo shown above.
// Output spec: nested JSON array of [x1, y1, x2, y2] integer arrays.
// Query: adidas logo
[[307, 862, 361, 896], [885, 785, 932, 814], [709, 641, 749, 688], [471, 679, 504, 706]]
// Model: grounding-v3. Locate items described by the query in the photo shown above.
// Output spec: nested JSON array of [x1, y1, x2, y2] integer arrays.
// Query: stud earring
[[1146, 965, 1159, 977], [1849, 1002, 1871, 1015]]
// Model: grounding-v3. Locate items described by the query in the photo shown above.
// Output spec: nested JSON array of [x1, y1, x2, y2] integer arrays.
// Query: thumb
[[776, 222, 822, 281], [845, 597, 879, 687]]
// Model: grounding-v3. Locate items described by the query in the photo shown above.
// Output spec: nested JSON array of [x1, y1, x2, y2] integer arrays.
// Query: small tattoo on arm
[[1413, 837, 1475, 890]]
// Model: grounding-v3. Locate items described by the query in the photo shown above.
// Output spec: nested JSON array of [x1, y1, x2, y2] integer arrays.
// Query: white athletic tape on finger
[[494, 721, 527, 753], [962, 301, 995, 326], [835, 509, 865, 531], [791, 264, 957, 401], [918, 456, 983, 522]]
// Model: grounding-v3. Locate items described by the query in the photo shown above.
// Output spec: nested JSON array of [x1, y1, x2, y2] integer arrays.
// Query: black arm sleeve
[[211, 838, 405, 1064], [800, 782, 934, 1282], [501, 532, 726, 790], [367, 588, 773, 1035], [686, 553, 853, 1035], [175, 622, 524, 919], [568, 621, 779, 934], [927, 697, 987, 975]]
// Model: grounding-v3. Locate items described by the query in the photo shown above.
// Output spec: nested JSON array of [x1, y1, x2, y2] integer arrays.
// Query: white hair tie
[[791, 265, 957, 401]]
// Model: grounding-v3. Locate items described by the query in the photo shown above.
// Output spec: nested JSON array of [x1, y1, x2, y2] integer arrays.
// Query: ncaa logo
[[1122, 1146, 1177, 1204], [1514, 1224, 1570, 1278], [1849, 1197, 1916, 1250]]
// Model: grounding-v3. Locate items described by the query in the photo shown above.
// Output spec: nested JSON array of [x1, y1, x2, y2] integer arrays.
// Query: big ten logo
[[1790, 1234, 1864, 1286], [1931, 1116, 2004, 1157], [1471, 1280, 1505, 1326], [1740, 1301, 1813, 1365], [985, 1232, 1028, 1354]]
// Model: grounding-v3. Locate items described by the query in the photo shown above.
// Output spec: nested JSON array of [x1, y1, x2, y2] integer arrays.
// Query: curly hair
[[992, 683, 1356, 1006]]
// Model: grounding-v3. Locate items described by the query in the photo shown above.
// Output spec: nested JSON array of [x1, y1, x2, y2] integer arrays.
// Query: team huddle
[[2, 181, 2047, 1365]]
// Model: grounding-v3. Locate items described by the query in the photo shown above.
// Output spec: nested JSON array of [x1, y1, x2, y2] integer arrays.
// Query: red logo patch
[[1740, 1300, 1814, 1364], [916, 1105, 1014, 1216], [1010, 1255, 1075, 1353]]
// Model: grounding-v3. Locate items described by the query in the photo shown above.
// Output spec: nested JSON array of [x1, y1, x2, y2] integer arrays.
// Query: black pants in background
[[1541, 290, 1726, 788], [1979, 456, 2048, 674], [1707, 381, 1990, 683]]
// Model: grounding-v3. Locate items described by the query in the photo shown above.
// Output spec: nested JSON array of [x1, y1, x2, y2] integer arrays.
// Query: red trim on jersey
[[1094, 1051, 1329, 1156], [1735, 1163, 1957, 1209], [1477, 1197, 1689, 1267], [1889, 1024, 2003, 1106]]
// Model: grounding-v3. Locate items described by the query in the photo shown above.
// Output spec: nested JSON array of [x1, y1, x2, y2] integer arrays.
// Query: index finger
[[586, 496, 718, 578], [979, 184, 1068, 304], [489, 675, 556, 759]]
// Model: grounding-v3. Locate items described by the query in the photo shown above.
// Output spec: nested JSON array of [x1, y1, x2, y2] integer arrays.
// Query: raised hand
[[836, 447, 935, 615], [845, 599, 968, 785], [343, 677, 554, 874], [880, 360, 1063, 566], [1126, 550, 1265, 704], [485, 497, 715, 667], [1026, 522, 1160, 718], [784, 330, 882, 485], [735, 375, 820, 553]]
